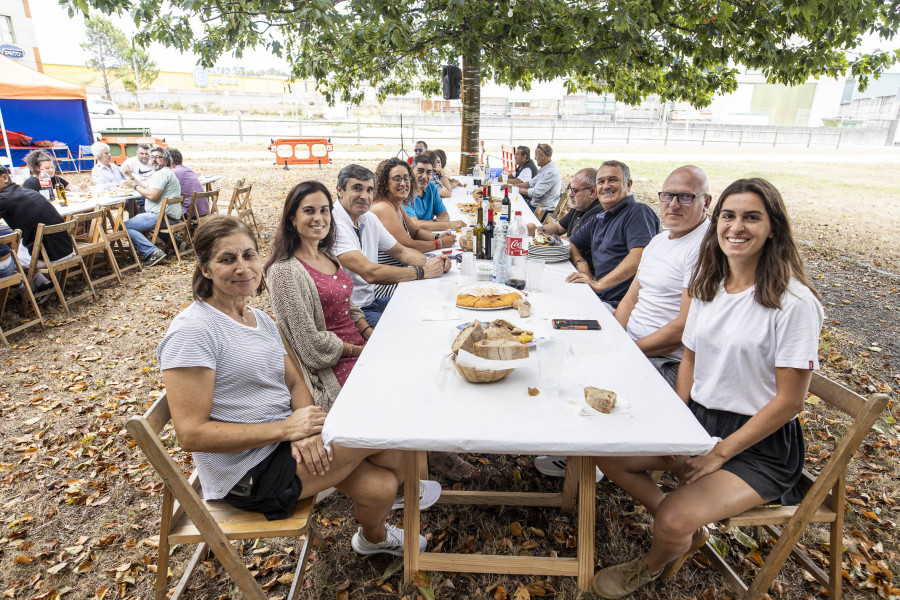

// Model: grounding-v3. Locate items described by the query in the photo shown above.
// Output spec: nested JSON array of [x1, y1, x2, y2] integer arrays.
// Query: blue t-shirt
[[404, 182, 447, 221], [569, 195, 660, 307]]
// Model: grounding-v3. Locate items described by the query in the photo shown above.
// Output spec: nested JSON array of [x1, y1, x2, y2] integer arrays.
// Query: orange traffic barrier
[[501, 144, 516, 174], [269, 138, 333, 167], [99, 137, 167, 166]]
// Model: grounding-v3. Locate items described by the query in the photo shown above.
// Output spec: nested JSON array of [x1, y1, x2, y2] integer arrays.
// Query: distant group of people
[[152, 140, 824, 599]]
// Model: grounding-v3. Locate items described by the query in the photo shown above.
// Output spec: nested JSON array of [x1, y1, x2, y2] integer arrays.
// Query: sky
[[32, 0, 900, 77]]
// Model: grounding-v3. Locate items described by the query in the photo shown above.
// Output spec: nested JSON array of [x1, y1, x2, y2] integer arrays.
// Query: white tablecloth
[[53, 175, 224, 217], [322, 179, 715, 457]]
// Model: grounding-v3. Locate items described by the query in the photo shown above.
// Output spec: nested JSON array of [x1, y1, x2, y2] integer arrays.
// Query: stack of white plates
[[527, 240, 570, 262]]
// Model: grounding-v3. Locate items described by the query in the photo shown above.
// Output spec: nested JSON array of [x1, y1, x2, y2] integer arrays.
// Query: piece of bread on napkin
[[452, 320, 485, 354], [584, 387, 617, 414]]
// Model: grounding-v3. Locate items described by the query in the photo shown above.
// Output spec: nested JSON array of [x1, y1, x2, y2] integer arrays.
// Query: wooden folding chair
[[51, 146, 80, 174], [77, 145, 95, 172], [227, 182, 260, 236], [0, 230, 44, 345], [26, 221, 99, 315], [148, 198, 194, 262], [702, 373, 890, 600], [126, 393, 322, 600], [552, 183, 572, 221], [68, 209, 123, 287], [185, 190, 219, 233], [102, 201, 143, 274]]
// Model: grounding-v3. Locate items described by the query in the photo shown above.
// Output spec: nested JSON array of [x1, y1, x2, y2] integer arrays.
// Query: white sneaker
[[534, 456, 604, 483], [391, 479, 442, 511], [351, 523, 426, 556]]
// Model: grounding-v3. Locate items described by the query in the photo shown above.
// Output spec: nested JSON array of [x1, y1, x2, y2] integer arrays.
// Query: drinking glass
[[438, 280, 459, 317], [526, 259, 545, 292], [537, 337, 570, 396]]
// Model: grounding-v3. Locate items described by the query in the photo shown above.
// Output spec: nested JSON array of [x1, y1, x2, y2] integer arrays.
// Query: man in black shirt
[[508, 145, 538, 184], [0, 165, 73, 291]]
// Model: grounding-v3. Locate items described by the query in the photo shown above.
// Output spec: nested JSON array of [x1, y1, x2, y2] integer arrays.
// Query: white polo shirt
[[332, 202, 398, 307]]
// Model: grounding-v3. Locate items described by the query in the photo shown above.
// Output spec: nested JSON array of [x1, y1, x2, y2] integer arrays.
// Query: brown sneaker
[[591, 557, 661, 599], [659, 525, 710, 580]]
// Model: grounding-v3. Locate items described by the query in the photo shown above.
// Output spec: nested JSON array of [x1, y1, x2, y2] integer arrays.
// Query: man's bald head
[[659, 165, 712, 239]]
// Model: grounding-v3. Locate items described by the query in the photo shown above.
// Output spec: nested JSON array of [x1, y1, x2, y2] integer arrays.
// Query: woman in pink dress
[[266, 181, 371, 412]]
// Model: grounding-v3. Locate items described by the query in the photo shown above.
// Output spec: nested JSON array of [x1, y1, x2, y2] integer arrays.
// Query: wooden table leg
[[561, 457, 578, 513], [403, 451, 422, 585], [576, 457, 595, 592]]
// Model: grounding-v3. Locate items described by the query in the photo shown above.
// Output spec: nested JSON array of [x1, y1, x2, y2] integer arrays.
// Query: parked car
[[87, 97, 120, 115]]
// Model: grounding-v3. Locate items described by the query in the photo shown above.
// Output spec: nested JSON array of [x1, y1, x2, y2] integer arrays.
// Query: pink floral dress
[[297, 258, 366, 386]]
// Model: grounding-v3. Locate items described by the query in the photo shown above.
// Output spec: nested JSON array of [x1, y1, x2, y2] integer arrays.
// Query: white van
[[87, 97, 120, 115]]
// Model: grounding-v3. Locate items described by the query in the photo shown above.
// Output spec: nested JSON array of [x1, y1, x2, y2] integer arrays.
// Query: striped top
[[374, 212, 409, 299], [156, 301, 291, 499]]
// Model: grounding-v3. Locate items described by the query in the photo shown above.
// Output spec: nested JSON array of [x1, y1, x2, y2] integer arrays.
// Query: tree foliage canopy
[[66, 0, 900, 107]]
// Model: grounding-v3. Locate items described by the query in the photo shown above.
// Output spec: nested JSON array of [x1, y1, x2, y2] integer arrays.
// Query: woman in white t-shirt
[[592, 178, 823, 599], [157, 216, 427, 557]]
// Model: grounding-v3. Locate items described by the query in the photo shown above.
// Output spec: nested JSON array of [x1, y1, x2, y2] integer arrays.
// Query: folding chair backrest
[[102, 201, 143, 274], [704, 372, 890, 600], [187, 190, 219, 224], [0, 229, 43, 344], [227, 184, 252, 216], [30, 220, 99, 315]]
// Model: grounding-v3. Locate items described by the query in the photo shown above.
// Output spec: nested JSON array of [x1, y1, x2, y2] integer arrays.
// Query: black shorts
[[224, 442, 303, 520], [689, 400, 805, 505]]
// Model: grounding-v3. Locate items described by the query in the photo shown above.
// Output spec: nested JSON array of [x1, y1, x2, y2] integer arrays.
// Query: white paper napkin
[[456, 349, 532, 370]]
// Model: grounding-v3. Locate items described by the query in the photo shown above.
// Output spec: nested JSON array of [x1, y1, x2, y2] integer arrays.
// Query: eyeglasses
[[150, 155, 166, 160], [569, 185, 593, 196], [390, 175, 412, 184], [658, 192, 703, 205]]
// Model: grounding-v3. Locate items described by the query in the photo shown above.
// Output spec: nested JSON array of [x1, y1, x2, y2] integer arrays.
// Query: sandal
[[429, 452, 481, 482]]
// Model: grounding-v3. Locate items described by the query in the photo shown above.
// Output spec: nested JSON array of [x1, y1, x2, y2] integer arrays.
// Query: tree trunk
[[98, 38, 111, 100], [132, 50, 143, 110], [460, 53, 481, 175]]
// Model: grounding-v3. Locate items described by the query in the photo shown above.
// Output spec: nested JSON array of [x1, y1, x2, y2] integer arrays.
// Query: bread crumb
[[528, 387, 540, 396]]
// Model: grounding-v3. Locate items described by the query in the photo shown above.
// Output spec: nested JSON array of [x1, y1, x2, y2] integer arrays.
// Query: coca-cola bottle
[[39, 169, 53, 201], [504, 211, 527, 290]]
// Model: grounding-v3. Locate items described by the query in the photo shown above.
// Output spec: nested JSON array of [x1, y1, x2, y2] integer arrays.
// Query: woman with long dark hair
[[591, 178, 824, 598], [265, 181, 371, 412]]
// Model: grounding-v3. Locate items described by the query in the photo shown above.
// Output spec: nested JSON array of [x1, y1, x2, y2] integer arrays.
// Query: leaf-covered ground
[[0, 151, 897, 600]]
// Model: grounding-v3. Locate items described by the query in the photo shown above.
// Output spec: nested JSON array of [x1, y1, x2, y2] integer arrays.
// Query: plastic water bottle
[[492, 216, 509, 283], [472, 162, 482, 187], [39, 169, 53, 201], [505, 211, 527, 290]]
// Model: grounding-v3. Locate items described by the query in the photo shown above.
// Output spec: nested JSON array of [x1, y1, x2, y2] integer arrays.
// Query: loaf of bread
[[484, 325, 517, 341], [584, 387, 617, 414], [452, 320, 485, 354], [474, 339, 530, 360]]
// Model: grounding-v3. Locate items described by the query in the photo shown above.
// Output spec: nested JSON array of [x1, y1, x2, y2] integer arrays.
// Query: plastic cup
[[438, 280, 459, 317], [526, 259, 545, 292], [537, 337, 570, 396]]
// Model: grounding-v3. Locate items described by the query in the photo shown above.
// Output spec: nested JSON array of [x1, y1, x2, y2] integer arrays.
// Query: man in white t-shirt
[[535, 165, 711, 481], [615, 164, 712, 387], [122, 144, 154, 183], [332, 164, 451, 327]]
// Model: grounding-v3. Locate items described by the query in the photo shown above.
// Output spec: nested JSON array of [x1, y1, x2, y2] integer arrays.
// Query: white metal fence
[[91, 112, 892, 149]]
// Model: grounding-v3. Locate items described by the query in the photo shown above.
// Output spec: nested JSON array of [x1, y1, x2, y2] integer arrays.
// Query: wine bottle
[[474, 199, 485, 260]]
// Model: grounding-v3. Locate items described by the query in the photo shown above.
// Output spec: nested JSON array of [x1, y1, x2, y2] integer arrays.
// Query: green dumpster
[[98, 127, 152, 137]]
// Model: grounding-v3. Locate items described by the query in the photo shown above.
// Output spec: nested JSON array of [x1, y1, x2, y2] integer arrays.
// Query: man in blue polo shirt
[[404, 155, 465, 232], [567, 160, 660, 309]]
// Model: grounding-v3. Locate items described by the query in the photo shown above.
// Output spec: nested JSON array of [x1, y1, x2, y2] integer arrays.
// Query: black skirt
[[689, 400, 805, 505], [224, 442, 303, 520]]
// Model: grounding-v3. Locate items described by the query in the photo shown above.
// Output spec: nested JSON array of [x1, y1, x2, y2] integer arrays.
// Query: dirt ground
[[0, 150, 897, 600]]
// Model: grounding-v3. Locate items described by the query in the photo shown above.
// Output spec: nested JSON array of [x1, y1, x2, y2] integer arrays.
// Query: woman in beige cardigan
[[266, 181, 372, 412]]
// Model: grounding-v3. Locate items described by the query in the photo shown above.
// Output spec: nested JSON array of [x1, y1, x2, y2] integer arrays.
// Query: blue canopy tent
[[0, 55, 93, 171]]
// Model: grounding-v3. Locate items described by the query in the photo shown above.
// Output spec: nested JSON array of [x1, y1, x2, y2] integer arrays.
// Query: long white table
[[55, 175, 224, 217], [322, 178, 715, 590]]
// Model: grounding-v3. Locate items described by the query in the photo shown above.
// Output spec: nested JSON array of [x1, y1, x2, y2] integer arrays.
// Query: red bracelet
[[435, 239, 441, 250]]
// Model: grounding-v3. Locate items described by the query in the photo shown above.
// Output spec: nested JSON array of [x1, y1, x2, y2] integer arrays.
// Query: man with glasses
[[406, 140, 428, 165], [123, 146, 182, 266], [512, 143, 560, 215], [404, 154, 465, 232], [566, 160, 659, 308], [527, 168, 602, 244], [614, 165, 711, 386]]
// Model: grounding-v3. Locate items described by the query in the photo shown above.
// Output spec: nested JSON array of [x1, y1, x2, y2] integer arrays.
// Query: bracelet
[[575, 259, 586, 264], [435, 239, 441, 250], [363, 326, 373, 335], [347, 344, 354, 358], [414, 265, 425, 280]]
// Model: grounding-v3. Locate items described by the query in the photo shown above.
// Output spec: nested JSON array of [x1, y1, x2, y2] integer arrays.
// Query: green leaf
[[729, 527, 759, 550], [380, 557, 403, 581], [708, 534, 728, 557]]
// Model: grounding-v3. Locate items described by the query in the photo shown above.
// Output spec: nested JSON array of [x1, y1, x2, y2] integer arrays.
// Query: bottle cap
[[515, 211, 522, 215]]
